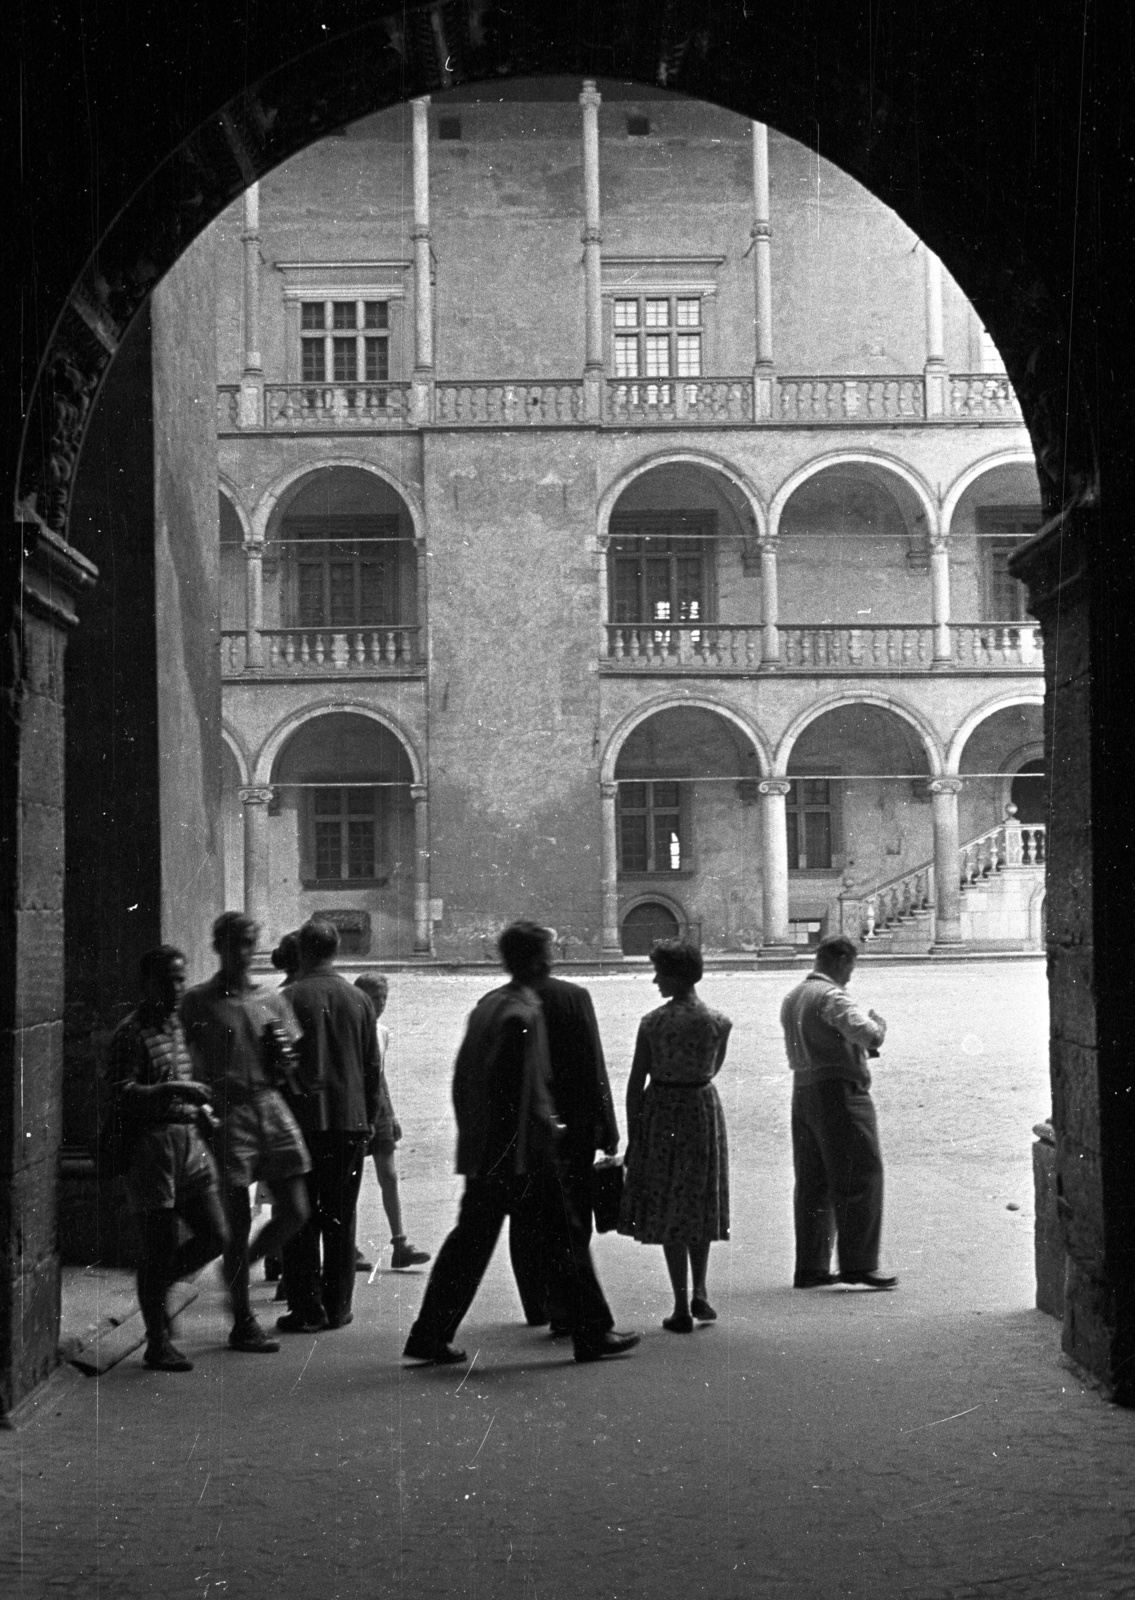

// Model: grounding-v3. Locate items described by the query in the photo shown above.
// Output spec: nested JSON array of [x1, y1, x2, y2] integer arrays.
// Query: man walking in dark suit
[[277, 919, 381, 1332], [509, 936, 620, 1335], [403, 921, 638, 1365]]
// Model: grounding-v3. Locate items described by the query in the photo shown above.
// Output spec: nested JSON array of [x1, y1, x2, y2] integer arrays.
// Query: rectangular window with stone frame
[[786, 780, 842, 872], [302, 786, 387, 887], [977, 507, 1040, 621], [282, 514, 404, 631], [608, 512, 715, 645], [300, 299, 392, 399], [617, 781, 686, 874], [612, 295, 702, 401]]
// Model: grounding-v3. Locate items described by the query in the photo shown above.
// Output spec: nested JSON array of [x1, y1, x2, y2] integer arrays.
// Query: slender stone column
[[239, 786, 274, 938], [580, 79, 604, 422], [758, 780, 794, 952], [411, 784, 432, 953], [600, 781, 621, 953], [750, 121, 774, 419], [928, 777, 964, 946], [923, 245, 947, 417], [410, 97, 434, 424], [759, 538, 781, 663], [244, 541, 264, 669], [930, 536, 952, 664], [239, 183, 263, 427]]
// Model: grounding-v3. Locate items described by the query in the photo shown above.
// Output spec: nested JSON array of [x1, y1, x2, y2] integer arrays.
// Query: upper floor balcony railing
[[222, 625, 423, 677], [217, 370, 1023, 432], [603, 621, 1043, 673]]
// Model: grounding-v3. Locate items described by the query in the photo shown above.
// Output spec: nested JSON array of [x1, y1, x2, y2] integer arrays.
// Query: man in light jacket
[[780, 934, 897, 1290]]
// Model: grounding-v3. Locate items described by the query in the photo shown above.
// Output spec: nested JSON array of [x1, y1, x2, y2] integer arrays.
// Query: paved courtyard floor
[[4, 960, 1133, 1599]]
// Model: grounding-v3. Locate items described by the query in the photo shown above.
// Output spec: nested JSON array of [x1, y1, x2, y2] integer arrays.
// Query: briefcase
[[591, 1157, 624, 1233]]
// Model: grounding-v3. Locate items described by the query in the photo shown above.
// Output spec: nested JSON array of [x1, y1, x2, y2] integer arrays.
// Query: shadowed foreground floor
[[4, 962, 1132, 1599]]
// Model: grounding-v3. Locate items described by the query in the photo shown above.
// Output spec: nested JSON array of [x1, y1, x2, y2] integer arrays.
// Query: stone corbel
[[10, 517, 99, 632]]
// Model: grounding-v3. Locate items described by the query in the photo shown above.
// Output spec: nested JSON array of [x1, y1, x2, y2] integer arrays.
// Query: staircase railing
[[838, 807, 1046, 942]]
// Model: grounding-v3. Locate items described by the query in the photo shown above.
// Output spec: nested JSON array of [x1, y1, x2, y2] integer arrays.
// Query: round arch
[[254, 700, 424, 787], [218, 477, 253, 544], [767, 450, 940, 544], [600, 693, 771, 783], [221, 722, 251, 786], [249, 458, 425, 546], [946, 689, 1046, 773], [774, 691, 944, 776], [941, 449, 1041, 538], [596, 450, 768, 547], [619, 892, 690, 955]]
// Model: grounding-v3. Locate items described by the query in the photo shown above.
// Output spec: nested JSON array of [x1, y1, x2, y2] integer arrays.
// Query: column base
[[929, 940, 967, 955], [758, 944, 797, 961]]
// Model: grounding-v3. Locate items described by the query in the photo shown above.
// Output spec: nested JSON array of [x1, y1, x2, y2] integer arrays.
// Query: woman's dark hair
[[650, 938, 703, 990], [270, 930, 302, 978]]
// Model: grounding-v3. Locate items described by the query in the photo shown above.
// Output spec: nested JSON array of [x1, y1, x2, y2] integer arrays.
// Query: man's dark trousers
[[791, 1078, 884, 1276], [282, 1132, 368, 1324], [509, 1159, 613, 1331], [412, 1163, 612, 1351]]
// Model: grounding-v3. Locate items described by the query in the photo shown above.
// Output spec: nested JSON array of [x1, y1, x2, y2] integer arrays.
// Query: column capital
[[238, 785, 275, 807], [749, 221, 772, 242], [581, 224, 602, 245], [579, 79, 602, 109], [758, 778, 792, 797], [410, 783, 429, 803], [927, 777, 963, 796], [411, 94, 432, 111], [410, 222, 431, 243], [600, 780, 619, 801], [242, 538, 265, 558]]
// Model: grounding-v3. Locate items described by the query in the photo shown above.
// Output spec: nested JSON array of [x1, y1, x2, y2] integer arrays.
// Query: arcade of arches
[[5, 4, 1128, 1424]]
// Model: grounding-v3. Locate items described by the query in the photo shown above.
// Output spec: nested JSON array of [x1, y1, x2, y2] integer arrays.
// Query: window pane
[[988, 545, 1026, 619], [358, 560, 389, 622], [364, 301, 389, 329], [644, 299, 670, 328], [619, 813, 649, 873], [801, 780, 831, 805], [297, 564, 325, 626], [612, 554, 642, 622], [301, 302, 326, 330], [313, 788, 342, 816], [364, 337, 389, 382], [786, 811, 800, 869], [644, 335, 671, 377], [621, 782, 647, 810], [676, 334, 701, 376], [804, 811, 832, 870], [614, 336, 640, 378], [301, 339, 325, 382], [645, 557, 671, 621], [676, 298, 700, 327], [332, 301, 357, 330], [328, 563, 355, 625], [314, 821, 341, 880], [332, 338, 357, 382], [614, 299, 639, 328], [675, 556, 703, 621], [653, 783, 681, 811], [653, 814, 681, 872], [347, 821, 375, 879], [346, 788, 375, 815]]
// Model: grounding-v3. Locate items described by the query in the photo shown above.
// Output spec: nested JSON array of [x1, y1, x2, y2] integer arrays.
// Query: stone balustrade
[[948, 374, 1023, 420], [605, 378, 754, 424], [263, 383, 411, 428], [951, 623, 1043, 668], [840, 863, 934, 941], [217, 371, 1024, 430], [776, 375, 926, 422], [606, 623, 762, 669], [780, 625, 936, 669], [433, 381, 584, 425], [221, 626, 422, 675], [960, 817, 1046, 885]]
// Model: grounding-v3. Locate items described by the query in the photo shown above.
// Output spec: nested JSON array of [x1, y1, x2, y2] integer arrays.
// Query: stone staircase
[[838, 808, 1047, 953]]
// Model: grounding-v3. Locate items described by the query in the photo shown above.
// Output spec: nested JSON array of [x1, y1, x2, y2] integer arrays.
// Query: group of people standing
[[104, 913, 896, 1375]]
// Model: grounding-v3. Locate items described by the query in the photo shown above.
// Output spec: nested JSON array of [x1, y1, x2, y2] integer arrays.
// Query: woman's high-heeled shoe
[[663, 1310, 694, 1333]]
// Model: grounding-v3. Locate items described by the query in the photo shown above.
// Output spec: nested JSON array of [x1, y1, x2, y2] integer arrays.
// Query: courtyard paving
[[4, 960, 1133, 1599]]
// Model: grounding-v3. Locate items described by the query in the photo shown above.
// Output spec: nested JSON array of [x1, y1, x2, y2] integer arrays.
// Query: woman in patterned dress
[[618, 940, 732, 1332]]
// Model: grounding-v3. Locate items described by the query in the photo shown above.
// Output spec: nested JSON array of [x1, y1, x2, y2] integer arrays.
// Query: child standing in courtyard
[[354, 974, 431, 1271]]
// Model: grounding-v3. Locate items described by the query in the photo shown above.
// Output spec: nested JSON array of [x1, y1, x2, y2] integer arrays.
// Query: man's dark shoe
[[144, 1341, 193, 1372], [326, 1312, 354, 1329], [839, 1270, 898, 1290], [547, 1322, 573, 1339], [573, 1330, 641, 1363], [402, 1331, 467, 1365], [793, 1271, 838, 1289], [276, 1310, 328, 1333], [229, 1318, 281, 1353], [391, 1241, 432, 1269], [354, 1249, 373, 1272]]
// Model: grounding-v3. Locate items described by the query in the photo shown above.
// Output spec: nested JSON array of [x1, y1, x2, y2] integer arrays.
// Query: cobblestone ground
[[5, 961, 1134, 1599]]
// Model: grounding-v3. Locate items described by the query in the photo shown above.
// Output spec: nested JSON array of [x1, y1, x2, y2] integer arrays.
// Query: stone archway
[[4, 4, 1125, 1420]]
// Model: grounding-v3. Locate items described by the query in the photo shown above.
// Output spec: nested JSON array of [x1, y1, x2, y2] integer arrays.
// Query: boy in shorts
[[354, 975, 430, 1270]]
